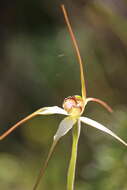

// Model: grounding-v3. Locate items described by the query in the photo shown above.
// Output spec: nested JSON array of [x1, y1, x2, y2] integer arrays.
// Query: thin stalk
[[33, 140, 58, 190], [61, 5, 86, 100], [67, 120, 81, 190]]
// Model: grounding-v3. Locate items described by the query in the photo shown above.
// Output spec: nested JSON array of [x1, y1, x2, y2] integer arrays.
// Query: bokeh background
[[0, 0, 127, 189]]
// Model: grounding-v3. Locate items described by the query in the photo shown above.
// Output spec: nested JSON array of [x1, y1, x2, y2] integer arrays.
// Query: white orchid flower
[[0, 4, 126, 190]]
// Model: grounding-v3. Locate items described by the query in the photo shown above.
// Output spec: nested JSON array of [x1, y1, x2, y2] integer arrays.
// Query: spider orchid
[[0, 4, 127, 190]]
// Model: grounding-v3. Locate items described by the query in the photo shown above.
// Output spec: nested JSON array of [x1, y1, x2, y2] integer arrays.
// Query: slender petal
[[33, 140, 58, 190], [54, 117, 77, 141], [38, 106, 68, 115], [61, 5, 86, 100], [80, 117, 127, 146], [85, 97, 113, 113], [0, 106, 67, 140], [33, 116, 77, 190]]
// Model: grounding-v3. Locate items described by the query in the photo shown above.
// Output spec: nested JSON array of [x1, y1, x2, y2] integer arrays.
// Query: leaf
[[54, 117, 77, 141], [80, 117, 127, 146]]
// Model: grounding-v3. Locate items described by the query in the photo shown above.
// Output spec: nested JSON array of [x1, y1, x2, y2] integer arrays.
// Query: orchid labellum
[[0, 4, 126, 190]]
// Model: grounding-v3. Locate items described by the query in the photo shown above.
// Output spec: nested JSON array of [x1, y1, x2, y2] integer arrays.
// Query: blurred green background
[[0, 0, 127, 189]]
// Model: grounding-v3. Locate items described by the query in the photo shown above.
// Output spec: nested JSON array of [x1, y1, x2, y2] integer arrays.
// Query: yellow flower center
[[63, 95, 84, 116]]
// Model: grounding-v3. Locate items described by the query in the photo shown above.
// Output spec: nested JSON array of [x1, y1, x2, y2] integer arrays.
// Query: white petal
[[54, 117, 77, 141], [80, 117, 127, 146], [38, 106, 68, 116]]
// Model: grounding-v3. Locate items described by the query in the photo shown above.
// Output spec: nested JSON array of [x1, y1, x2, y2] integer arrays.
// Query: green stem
[[67, 120, 81, 190]]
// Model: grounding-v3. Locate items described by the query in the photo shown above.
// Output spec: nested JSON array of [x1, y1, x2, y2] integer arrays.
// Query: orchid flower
[[0, 4, 127, 190]]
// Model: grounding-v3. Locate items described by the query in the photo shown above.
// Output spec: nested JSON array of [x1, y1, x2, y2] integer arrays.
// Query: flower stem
[[67, 120, 81, 190]]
